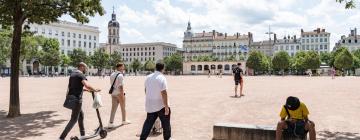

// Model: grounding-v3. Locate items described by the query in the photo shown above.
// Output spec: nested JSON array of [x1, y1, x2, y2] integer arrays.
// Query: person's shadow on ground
[[317, 131, 360, 140], [0, 110, 66, 140]]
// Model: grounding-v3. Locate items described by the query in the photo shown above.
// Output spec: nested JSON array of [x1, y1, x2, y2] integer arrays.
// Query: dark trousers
[[59, 104, 85, 139], [140, 108, 171, 140]]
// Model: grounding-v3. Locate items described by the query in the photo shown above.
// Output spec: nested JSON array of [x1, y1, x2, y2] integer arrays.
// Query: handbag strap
[[111, 73, 121, 88], [284, 105, 291, 119]]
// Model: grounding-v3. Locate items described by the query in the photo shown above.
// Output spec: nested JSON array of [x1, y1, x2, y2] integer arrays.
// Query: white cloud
[[63, 0, 360, 50]]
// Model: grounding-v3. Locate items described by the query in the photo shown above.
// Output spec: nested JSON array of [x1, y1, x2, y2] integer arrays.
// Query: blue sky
[[61, 0, 360, 49]]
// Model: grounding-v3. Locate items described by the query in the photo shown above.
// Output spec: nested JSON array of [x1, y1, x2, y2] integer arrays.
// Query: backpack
[[283, 105, 307, 138]]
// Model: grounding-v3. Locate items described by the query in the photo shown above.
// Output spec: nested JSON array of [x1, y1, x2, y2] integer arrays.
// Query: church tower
[[108, 8, 120, 45], [184, 21, 193, 39]]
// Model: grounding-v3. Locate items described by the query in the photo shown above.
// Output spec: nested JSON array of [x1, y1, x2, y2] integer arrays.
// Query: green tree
[[60, 54, 71, 76], [330, 47, 347, 66], [335, 49, 354, 74], [272, 51, 290, 74], [292, 51, 307, 74], [0, 0, 104, 117], [144, 60, 156, 71], [227, 55, 236, 61], [91, 49, 109, 75], [352, 49, 360, 69], [109, 51, 122, 70], [69, 48, 89, 67], [246, 51, 268, 74], [320, 52, 332, 66], [0, 30, 11, 68], [130, 59, 142, 75], [336, 0, 356, 9], [305, 51, 321, 70], [164, 53, 183, 74], [39, 38, 61, 75]]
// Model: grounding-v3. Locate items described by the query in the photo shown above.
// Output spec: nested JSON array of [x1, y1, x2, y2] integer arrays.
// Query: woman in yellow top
[[276, 96, 316, 140]]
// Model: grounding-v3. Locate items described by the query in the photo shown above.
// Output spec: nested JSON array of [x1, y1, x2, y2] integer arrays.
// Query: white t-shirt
[[145, 71, 168, 113], [110, 71, 124, 96]]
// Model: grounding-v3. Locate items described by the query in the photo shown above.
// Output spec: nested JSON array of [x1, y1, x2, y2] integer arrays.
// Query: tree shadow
[[318, 131, 360, 140], [0, 110, 66, 140]]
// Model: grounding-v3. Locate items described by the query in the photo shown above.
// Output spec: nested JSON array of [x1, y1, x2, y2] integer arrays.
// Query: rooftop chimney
[[212, 30, 216, 38], [203, 30, 205, 37], [317, 28, 320, 33], [294, 35, 297, 42], [322, 29, 325, 32], [225, 33, 227, 38], [236, 32, 239, 38], [356, 28, 358, 40], [301, 29, 304, 33], [274, 34, 277, 43]]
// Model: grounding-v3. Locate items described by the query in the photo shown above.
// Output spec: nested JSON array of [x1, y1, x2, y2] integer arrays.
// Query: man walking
[[108, 63, 130, 128], [232, 63, 244, 97], [140, 62, 172, 140], [59, 62, 100, 140]]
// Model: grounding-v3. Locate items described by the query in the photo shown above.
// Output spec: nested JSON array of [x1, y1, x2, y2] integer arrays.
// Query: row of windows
[[185, 42, 246, 48], [301, 38, 328, 43], [342, 39, 359, 44], [34, 27, 97, 40], [122, 47, 156, 52], [61, 50, 93, 56], [190, 64, 237, 71], [274, 44, 328, 51], [301, 34, 328, 38], [123, 52, 155, 57], [61, 39, 97, 49], [275, 51, 328, 57], [123, 57, 155, 62]]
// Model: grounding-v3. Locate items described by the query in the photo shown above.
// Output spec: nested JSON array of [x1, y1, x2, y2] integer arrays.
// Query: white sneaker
[[122, 120, 131, 125], [107, 122, 116, 128]]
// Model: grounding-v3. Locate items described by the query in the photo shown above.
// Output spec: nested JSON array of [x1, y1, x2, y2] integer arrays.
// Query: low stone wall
[[213, 123, 306, 140]]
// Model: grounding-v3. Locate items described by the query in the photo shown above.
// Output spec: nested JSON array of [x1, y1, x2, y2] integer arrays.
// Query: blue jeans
[[140, 108, 171, 140]]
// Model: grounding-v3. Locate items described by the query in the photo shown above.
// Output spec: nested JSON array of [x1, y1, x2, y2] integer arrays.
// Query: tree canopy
[[69, 48, 89, 67], [0, 0, 104, 117], [272, 51, 290, 71]]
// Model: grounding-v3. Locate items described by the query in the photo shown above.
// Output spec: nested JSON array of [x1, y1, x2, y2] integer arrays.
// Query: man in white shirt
[[140, 62, 171, 140], [108, 63, 130, 128]]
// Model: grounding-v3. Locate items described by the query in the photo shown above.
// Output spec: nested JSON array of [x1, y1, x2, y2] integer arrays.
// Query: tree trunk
[[8, 4, 24, 118]]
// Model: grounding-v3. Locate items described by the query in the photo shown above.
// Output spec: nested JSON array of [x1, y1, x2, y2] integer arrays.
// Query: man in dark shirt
[[59, 62, 100, 140], [232, 63, 244, 97]]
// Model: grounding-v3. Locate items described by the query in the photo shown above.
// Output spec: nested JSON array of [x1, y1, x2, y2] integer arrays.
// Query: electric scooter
[[70, 91, 107, 140]]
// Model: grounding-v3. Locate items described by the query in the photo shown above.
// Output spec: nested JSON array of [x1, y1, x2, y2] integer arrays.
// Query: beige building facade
[[183, 21, 252, 62], [183, 61, 246, 75]]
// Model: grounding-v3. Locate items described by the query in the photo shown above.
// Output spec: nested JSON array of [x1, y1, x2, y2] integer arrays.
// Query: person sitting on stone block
[[276, 96, 316, 140]]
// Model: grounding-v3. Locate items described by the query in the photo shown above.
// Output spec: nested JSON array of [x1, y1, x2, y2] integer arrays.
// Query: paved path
[[0, 76, 359, 140]]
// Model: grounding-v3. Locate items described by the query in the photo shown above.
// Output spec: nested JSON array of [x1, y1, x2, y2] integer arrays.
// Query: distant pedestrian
[[232, 63, 244, 97], [208, 69, 211, 78], [140, 62, 172, 140], [108, 63, 131, 128], [219, 69, 223, 78], [331, 67, 336, 79], [59, 62, 100, 140]]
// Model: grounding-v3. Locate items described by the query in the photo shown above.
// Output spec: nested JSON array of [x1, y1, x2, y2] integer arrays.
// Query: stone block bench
[[213, 123, 306, 140]]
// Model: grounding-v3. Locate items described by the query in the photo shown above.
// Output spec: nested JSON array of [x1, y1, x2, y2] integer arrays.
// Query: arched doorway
[[191, 65, 196, 71], [225, 64, 230, 71], [197, 65, 203, 71], [217, 64, 223, 70], [204, 65, 209, 70]]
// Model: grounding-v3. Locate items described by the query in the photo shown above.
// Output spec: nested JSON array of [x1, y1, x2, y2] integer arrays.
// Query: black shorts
[[235, 80, 240, 85], [284, 120, 308, 137]]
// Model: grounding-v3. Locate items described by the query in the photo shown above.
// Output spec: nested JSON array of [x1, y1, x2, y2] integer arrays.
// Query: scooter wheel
[[99, 129, 107, 138], [70, 136, 79, 140]]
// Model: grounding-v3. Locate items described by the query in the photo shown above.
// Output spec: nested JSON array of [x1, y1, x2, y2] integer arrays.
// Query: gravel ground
[[0, 75, 359, 140]]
